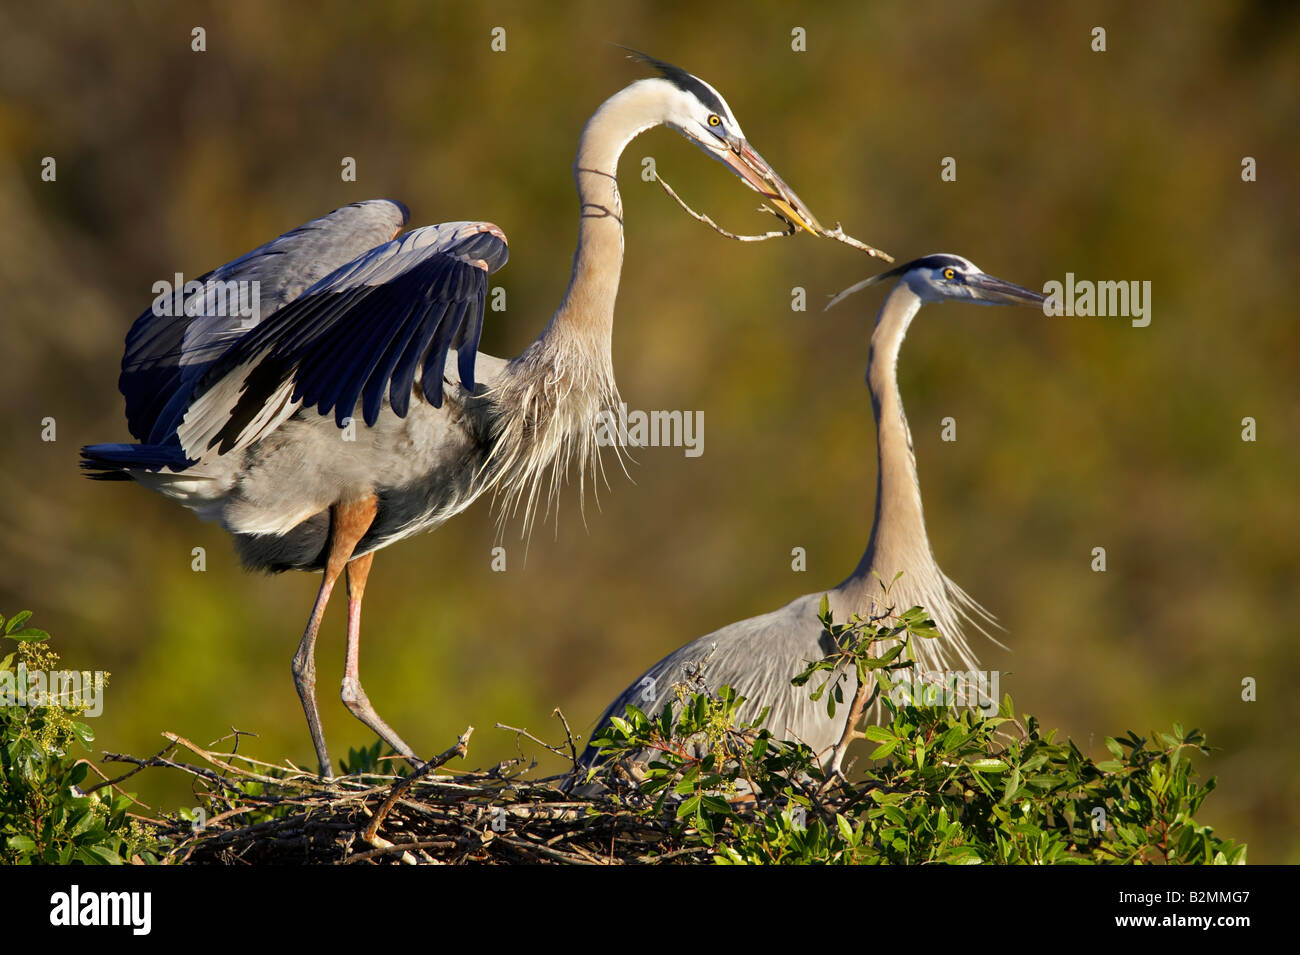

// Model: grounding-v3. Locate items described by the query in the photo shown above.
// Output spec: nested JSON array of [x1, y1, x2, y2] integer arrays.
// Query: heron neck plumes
[[487, 81, 680, 536]]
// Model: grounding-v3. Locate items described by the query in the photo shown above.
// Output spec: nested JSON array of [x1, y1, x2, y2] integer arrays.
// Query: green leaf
[[72, 723, 95, 745], [700, 795, 732, 816], [83, 843, 124, 865], [865, 643, 905, 669], [869, 739, 898, 760], [674, 765, 700, 796], [7, 834, 36, 853], [1000, 762, 1023, 805], [5, 612, 32, 635], [7, 628, 50, 643], [970, 758, 1008, 773]]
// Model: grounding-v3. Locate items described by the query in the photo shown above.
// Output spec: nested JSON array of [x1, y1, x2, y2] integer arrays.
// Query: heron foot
[[341, 676, 419, 767]]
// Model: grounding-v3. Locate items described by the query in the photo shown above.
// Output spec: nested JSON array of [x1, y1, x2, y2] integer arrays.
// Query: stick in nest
[[363, 727, 474, 843], [653, 172, 894, 262]]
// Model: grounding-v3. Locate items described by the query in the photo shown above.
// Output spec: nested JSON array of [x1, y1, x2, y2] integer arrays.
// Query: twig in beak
[[653, 172, 894, 262], [654, 172, 797, 241]]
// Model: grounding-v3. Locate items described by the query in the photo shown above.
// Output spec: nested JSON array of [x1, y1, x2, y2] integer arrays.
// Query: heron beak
[[722, 138, 823, 235], [969, 272, 1047, 308]]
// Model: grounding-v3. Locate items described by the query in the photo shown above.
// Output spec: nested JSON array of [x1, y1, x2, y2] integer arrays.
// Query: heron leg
[[292, 569, 338, 777], [290, 495, 378, 777], [339, 548, 419, 764]]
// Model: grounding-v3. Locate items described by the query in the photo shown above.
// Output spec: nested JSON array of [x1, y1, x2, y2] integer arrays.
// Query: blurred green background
[[2, 1, 1297, 861]]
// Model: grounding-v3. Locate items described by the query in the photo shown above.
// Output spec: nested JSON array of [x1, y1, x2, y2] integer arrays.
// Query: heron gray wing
[[122, 200, 411, 444], [175, 221, 509, 459], [581, 594, 854, 769]]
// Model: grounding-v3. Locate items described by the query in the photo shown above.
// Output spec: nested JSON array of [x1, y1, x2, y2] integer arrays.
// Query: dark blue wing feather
[[388, 310, 444, 419], [119, 200, 410, 442], [177, 222, 509, 456], [361, 298, 425, 427]]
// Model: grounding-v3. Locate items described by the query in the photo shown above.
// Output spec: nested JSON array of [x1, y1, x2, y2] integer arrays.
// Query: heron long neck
[[489, 82, 672, 533], [836, 284, 931, 614], [537, 81, 668, 362]]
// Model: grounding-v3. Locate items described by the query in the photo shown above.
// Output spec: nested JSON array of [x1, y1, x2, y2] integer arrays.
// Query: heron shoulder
[[598, 591, 832, 721]]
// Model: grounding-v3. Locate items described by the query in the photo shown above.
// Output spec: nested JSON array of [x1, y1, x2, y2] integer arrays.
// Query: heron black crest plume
[[616, 46, 730, 117], [825, 255, 975, 310]]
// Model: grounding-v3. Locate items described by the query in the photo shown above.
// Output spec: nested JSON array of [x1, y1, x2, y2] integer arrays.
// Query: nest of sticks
[[93, 653, 886, 865], [101, 725, 712, 865]]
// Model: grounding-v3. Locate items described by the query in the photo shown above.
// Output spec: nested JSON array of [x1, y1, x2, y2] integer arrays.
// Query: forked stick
[[654, 172, 894, 262], [654, 173, 797, 241]]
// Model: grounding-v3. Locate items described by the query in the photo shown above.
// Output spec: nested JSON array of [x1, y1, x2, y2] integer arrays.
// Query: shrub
[[586, 600, 1246, 865], [0, 611, 162, 864]]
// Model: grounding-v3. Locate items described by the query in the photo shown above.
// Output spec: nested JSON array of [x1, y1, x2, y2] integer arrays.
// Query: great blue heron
[[81, 54, 822, 776], [577, 254, 1045, 781]]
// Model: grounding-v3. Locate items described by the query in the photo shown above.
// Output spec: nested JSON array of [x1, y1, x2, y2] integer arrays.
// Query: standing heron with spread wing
[[82, 54, 823, 777], [577, 254, 1045, 781]]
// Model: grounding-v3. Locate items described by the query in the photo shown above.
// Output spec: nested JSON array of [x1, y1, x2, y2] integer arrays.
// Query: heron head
[[827, 254, 1047, 310], [623, 50, 823, 235]]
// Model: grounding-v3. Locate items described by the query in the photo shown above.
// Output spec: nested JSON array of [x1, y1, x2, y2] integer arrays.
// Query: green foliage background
[[0, 2, 1295, 860]]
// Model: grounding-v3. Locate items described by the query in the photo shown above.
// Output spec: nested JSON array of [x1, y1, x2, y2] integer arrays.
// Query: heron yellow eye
[[943, 268, 956, 280], [708, 114, 721, 126]]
